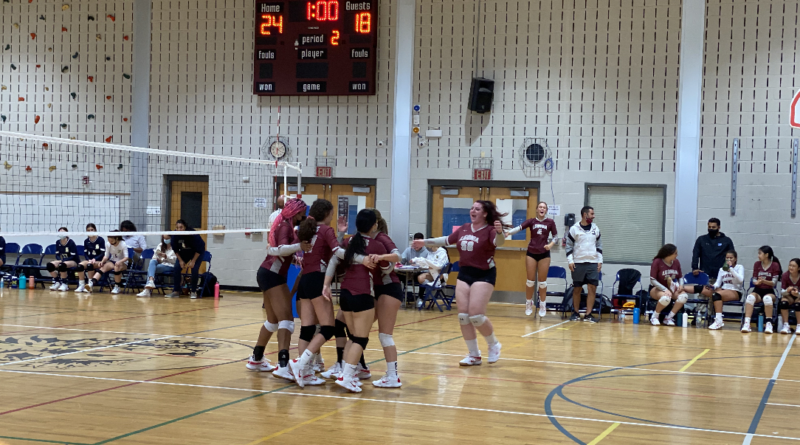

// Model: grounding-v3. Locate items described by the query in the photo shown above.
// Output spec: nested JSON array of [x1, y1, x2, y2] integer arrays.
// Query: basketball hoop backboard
[[792, 90, 800, 128]]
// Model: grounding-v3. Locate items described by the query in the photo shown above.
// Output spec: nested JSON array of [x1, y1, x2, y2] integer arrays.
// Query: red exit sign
[[316, 166, 333, 178], [473, 168, 491, 180]]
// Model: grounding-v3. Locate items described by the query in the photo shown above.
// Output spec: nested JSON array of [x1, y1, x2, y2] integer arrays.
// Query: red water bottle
[[214, 282, 220, 299]]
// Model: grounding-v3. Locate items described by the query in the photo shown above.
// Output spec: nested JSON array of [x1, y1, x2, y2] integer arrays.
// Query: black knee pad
[[299, 325, 316, 342], [780, 300, 791, 310], [694, 285, 705, 294], [334, 318, 347, 338], [792, 303, 800, 312], [712, 292, 722, 302], [47, 263, 57, 272], [320, 325, 335, 340], [75, 264, 85, 272], [58, 263, 69, 272], [351, 335, 369, 350], [113, 270, 123, 276]]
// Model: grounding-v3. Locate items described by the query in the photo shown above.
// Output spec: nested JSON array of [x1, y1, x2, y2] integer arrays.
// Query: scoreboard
[[253, 0, 378, 96]]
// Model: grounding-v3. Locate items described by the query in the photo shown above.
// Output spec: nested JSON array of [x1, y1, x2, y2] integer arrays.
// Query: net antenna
[[0, 131, 302, 241]]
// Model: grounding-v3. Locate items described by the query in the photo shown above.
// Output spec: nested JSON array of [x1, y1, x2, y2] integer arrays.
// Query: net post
[[297, 162, 303, 199]]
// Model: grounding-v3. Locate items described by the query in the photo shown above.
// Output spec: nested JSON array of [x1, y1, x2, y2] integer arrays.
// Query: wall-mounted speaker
[[468, 77, 494, 114]]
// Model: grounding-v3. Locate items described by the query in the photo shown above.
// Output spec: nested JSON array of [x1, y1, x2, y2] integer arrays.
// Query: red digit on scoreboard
[[260, 14, 283, 35], [307, 0, 339, 21], [355, 12, 371, 33]]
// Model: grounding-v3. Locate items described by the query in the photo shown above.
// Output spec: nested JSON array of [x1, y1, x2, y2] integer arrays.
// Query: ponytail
[[759, 245, 782, 276], [337, 209, 376, 275]]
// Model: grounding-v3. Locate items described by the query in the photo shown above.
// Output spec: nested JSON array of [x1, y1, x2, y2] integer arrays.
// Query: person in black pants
[[167, 219, 206, 299], [690, 218, 735, 296]]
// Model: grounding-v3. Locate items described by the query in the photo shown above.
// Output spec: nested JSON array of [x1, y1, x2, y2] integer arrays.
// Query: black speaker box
[[468, 77, 494, 113]]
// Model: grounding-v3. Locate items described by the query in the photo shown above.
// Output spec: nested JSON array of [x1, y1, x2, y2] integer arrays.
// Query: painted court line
[[742, 332, 797, 445], [587, 422, 620, 445], [679, 348, 710, 372], [521, 320, 570, 337], [0, 335, 177, 367], [767, 403, 800, 408]]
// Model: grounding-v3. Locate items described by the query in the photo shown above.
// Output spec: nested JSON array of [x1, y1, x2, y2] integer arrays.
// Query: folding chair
[[740, 279, 780, 330], [611, 269, 644, 320], [544, 266, 568, 312], [124, 249, 154, 294], [684, 272, 710, 327], [566, 271, 604, 319], [418, 263, 454, 312]]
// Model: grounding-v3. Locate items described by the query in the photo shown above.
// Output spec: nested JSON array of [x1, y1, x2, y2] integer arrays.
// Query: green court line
[[93, 335, 463, 444], [0, 435, 92, 445]]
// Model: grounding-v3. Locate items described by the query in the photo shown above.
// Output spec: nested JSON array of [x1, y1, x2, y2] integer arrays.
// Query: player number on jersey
[[460, 241, 475, 252], [537, 229, 542, 235]]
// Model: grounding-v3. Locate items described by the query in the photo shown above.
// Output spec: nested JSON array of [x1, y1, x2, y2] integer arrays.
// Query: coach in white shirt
[[565, 206, 603, 323]]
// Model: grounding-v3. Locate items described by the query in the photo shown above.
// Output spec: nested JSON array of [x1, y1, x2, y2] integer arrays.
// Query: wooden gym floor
[[0, 289, 798, 445]]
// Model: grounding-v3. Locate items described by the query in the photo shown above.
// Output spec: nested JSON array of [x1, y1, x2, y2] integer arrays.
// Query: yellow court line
[[245, 375, 436, 444], [679, 349, 710, 372], [587, 422, 621, 445]]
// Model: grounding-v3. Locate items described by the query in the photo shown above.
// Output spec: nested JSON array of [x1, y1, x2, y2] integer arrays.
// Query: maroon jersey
[[447, 223, 497, 270], [650, 258, 683, 290], [341, 235, 387, 296], [260, 219, 298, 276], [301, 224, 341, 275], [520, 217, 558, 254], [753, 261, 781, 289], [374, 232, 400, 285], [781, 272, 800, 291]]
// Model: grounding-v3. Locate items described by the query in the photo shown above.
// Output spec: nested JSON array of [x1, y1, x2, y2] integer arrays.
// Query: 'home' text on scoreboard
[[254, 1, 378, 96]]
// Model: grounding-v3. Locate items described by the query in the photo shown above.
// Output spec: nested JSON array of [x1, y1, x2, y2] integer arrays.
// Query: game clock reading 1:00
[[254, 0, 378, 96]]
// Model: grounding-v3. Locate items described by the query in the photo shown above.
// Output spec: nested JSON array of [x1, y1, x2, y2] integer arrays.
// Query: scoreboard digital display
[[253, 0, 378, 96]]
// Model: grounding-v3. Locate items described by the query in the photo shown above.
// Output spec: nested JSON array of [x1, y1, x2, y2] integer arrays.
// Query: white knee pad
[[526, 280, 536, 288], [458, 313, 470, 325], [745, 294, 756, 306], [764, 295, 774, 306], [379, 333, 395, 348], [469, 314, 487, 327], [658, 295, 671, 306], [264, 320, 278, 332], [538, 282, 548, 289], [278, 320, 295, 333], [676, 293, 688, 304]]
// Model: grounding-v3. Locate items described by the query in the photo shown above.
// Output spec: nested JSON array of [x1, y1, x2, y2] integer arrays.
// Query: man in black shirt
[[692, 217, 735, 282], [167, 220, 207, 299]]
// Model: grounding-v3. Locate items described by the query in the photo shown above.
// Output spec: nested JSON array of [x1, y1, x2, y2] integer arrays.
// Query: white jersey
[[713, 264, 745, 292], [106, 241, 129, 262], [565, 223, 603, 264]]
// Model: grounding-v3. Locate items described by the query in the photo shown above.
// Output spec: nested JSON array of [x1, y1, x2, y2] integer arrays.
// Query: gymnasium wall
[[699, 0, 800, 277]]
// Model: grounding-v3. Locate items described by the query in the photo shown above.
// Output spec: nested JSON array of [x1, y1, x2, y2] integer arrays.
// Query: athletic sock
[[465, 338, 480, 357], [253, 345, 266, 361], [336, 346, 344, 364], [716, 313, 723, 322], [298, 349, 314, 367], [359, 353, 367, 369], [279, 349, 289, 367], [342, 363, 357, 380], [484, 332, 499, 347], [744, 317, 751, 325], [386, 361, 398, 377]]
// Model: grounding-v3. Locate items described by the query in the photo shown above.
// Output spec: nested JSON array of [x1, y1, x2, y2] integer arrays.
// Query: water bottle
[[778, 315, 784, 332], [11, 276, 18, 289], [0, 275, 4, 289], [676, 311, 682, 327], [19, 275, 26, 290], [682, 312, 688, 328], [619, 311, 626, 323], [633, 308, 640, 324], [29, 275, 34, 289], [758, 313, 764, 332], [214, 282, 220, 299]]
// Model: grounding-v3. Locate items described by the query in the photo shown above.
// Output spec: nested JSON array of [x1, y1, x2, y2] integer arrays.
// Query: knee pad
[[693, 285, 705, 294], [526, 280, 536, 288], [712, 292, 722, 302], [46, 263, 57, 272], [780, 299, 791, 310], [379, 333, 395, 348], [278, 320, 295, 333], [792, 302, 800, 311], [58, 263, 68, 272], [113, 270, 123, 276], [763, 295, 774, 306], [676, 293, 688, 304], [319, 325, 335, 341], [334, 319, 347, 338], [469, 314, 487, 327], [299, 325, 316, 342], [458, 313, 470, 325], [745, 294, 756, 306], [351, 335, 369, 350], [539, 282, 548, 289], [264, 320, 278, 332], [658, 295, 671, 306], [75, 264, 85, 272]]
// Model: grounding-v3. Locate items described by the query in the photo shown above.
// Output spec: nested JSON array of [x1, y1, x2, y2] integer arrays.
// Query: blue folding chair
[[418, 263, 454, 312], [124, 249, 154, 293], [684, 272, 710, 327], [611, 269, 644, 320], [12, 244, 45, 286], [544, 266, 568, 312]]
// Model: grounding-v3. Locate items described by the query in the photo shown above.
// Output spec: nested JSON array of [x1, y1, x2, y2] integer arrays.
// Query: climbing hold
[[0, 85, 6, 91], [123, 118, 129, 122], [0, 115, 6, 123], [105, 56, 111, 61], [123, 73, 131, 79], [117, 164, 123, 170], [3, 44, 9, 50], [88, 15, 95, 21], [72, 52, 79, 59], [13, 23, 19, 29], [95, 164, 103, 170], [42, 143, 49, 149], [96, 34, 102, 41], [123, 35, 129, 41], [88, 76, 94, 82], [49, 166, 57, 172], [107, 14, 115, 21], [4, 162, 12, 169], [105, 136, 113, 143], [47, 47, 53, 52], [47, 103, 51, 108], [87, 114, 95, 120], [17, 97, 24, 102], [36, 64, 41, 69], [71, 164, 77, 169], [60, 123, 68, 129], [62, 27, 68, 32], [61, 66, 69, 73], [106, 96, 112, 100], [25, 166, 32, 172], [30, 33, 36, 40], [39, 15, 45, 21], [10, 64, 16, 70], [34, 115, 40, 124], [70, 92, 76, 99], [61, 4, 69, 10]]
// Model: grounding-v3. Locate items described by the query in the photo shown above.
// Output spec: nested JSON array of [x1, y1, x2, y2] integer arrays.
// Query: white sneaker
[[321, 362, 342, 379], [145, 279, 155, 289], [741, 323, 752, 333], [781, 324, 791, 335], [709, 319, 724, 330], [313, 355, 325, 372], [334, 376, 362, 393], [111, 285, 121, 294], [245, 355, 276, 372], [49, 282, 60, 290], [765, 322, 773, 334], [86, 280, 93, 293], [190, 292, 198, 299], [272, 365, 295, 381], [288, 359, 307, 386], [459, 355, 482, 366], [525, 300, 533, 316], [301, 373, 326, 386], [356, 363, 371, 380], [372, 373, 402, 388], [650, 316, 660, 326], [137, 289, 151, 297], [663, 316, 676, 327], [75, 284, 86, 293], [538, 303, 547, 318], [58, 283, 68, 292], [487, 342, 502, 363]]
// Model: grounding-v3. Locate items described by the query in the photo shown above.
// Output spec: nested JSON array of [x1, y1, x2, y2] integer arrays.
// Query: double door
[[431, 186, 539, 293], [288, 183, 375, 239]]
